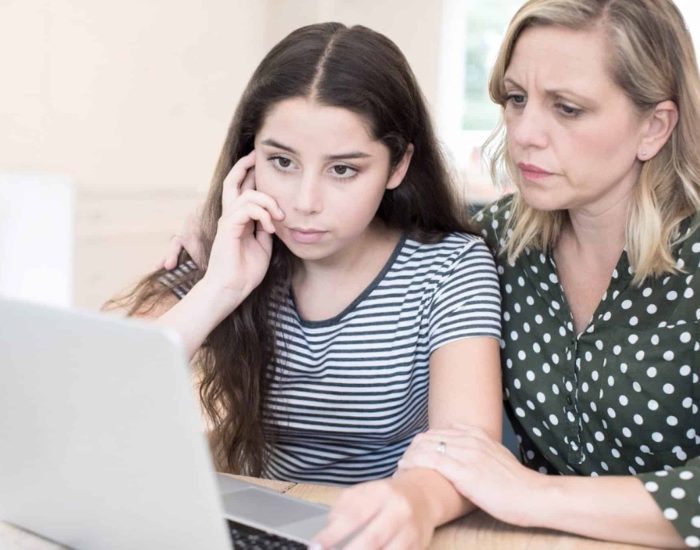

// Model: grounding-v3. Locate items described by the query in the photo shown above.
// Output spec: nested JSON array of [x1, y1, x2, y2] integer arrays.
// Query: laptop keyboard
[[227, 519, 308, 549]]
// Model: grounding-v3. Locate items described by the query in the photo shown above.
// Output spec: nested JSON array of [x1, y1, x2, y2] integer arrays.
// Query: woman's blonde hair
[[485, 0, 700, 284]]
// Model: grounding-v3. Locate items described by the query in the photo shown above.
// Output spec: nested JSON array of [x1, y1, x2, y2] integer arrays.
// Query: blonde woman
[[395, 0, 700, 548]]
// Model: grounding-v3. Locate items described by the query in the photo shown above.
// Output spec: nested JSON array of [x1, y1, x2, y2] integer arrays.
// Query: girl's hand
[[311, 478, 436, 550], [397, 424, 546, 528], [200, 151, 285, 305]]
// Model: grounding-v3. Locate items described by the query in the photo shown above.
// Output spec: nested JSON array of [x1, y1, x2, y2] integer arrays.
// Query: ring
[[436, 441, 447, 455]]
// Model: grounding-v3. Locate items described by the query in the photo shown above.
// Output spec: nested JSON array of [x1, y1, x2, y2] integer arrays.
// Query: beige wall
[[1, 1, 446, 308]]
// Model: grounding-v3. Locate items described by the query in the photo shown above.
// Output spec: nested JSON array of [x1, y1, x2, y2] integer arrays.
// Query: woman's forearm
[[530, 474, 684, 548], [155, 280, 243, 359]]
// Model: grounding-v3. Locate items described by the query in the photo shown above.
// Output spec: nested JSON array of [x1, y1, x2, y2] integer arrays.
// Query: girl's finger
[[221, 151, 257, 208], [162, 235, 183, 270], [235, 189, 285, 220], [226, 203, 277, 235]]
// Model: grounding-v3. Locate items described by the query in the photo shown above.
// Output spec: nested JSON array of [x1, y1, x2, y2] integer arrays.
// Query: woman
[[114, 23, 502, 548], [393, 0, 700, 548]]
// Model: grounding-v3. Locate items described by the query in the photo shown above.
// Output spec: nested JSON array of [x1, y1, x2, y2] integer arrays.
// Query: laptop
[[0, 297, 329, 549]]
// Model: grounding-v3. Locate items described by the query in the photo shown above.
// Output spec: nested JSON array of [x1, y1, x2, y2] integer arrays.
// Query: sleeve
[[427, 238, 502, 354], [637, 457, 700, 547], [471, 194, 514, 251], [157, 259, 199, 299], [636, 340, 700, 548]]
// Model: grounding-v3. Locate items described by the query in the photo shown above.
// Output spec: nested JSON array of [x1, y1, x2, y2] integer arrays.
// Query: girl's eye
[[270, 156, 295, 171], [330, 164, 358, 179]]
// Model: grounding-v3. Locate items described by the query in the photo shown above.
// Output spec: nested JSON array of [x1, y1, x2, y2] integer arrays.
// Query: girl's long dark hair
[[110, 23, 475, 475]]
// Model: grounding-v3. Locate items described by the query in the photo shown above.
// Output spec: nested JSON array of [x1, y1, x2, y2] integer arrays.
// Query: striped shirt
[[162, 232, 501, 485]]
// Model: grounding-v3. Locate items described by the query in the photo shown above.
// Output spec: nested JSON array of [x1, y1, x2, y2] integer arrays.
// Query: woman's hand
[[397, 424, 547, 528], [161, 203, 206, 270], [311, 477, 437, 550], [199, 150, 285, 305]]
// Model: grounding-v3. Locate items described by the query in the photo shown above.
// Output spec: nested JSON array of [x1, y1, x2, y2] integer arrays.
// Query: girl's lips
[[288, 228, 327, 244]]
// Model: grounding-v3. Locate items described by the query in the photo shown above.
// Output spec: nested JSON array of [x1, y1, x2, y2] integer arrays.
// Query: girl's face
[[503, 25, 647, 215], [253, 97, 409, 263]]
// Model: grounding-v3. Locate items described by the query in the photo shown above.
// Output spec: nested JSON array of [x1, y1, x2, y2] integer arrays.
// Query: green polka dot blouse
[[477, 196, 700, 547]]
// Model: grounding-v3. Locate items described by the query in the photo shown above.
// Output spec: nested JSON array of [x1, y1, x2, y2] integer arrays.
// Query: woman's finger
[[161, 235, 183, 270], [341, 507, 397, 550], [235, 189, 285, 220], [312, 490, 378, 550]]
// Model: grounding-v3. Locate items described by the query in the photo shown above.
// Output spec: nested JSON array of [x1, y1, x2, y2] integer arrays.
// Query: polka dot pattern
[[478, 197, 700, 544]]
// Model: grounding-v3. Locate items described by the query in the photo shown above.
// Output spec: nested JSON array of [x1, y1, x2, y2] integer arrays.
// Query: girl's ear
[[386, 144, 415, 190]]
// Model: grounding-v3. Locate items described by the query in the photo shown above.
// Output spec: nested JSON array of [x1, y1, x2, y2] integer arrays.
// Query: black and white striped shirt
[[162, 232, 501, 485]]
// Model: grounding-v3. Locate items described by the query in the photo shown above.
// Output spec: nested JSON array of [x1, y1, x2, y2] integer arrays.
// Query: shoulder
[[398, 232, 498, 286], [472, 194, 516, 250]]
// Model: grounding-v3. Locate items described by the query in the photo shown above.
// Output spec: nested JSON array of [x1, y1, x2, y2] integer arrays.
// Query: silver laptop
[[0, 297, 329, 549]]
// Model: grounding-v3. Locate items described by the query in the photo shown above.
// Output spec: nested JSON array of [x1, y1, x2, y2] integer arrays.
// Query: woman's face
[[253, 97, 407, 263], [503, 25, 647, 215]]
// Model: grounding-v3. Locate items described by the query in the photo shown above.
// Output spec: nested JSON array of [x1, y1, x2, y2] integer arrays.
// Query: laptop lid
[[0, 298, 231, 550]]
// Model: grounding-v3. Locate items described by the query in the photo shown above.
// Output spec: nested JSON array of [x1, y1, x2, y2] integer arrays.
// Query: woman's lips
[[518, 162, 553, 181]]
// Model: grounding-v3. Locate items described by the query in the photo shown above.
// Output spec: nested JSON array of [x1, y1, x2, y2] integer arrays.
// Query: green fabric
[[477, 195, 700, 546]]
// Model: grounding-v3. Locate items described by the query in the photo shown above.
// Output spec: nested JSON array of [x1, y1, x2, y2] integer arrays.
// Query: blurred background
[[2, 0, 700, 309]]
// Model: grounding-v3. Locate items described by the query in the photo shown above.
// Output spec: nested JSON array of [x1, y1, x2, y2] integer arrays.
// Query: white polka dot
[[647, 366, 657, 378], [629, 316, 638, 326], [651, 334, 660, 345], [685, 536, 700, 548], [611, 448, 621, 458], [602, 311, 612, 321], [518, 350, 526, 360], [667, 416, 679, 426], [619, 395, 629, 406], [515, 407, 525, 417], [652, 432, 663, 443], [535, 314, 543, 324], [594, 431, 604, 442], [671, 487, 686, 499], [526, 370, 535, 381], [664, 508, 678, 520], [644, 481, 659, 492], [663, 383, 675, 394], [691, 516, 700, 528], [634, 414, 644, 425], [621, 299, 632, 309], [680, 471, 695, 481], [647, 304, 657, 314], [663, 350, 674, 361], [622, 427, 632, 437], [642, 287, 652, 298], [685, 287, 695, 299], [636, 350, 645, 361], [666, 290, 678, 301], [648, 400, 659, 411], [680, 365, 691, 376], [536, 392, 546, 403], [680, 331, 692, 343], [683, 397, 693, 408], [510, 330, 519, 341]]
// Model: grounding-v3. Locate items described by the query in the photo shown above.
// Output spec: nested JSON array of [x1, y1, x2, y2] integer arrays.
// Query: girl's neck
[[294, 220, 400, 284], [291, 221, 402, 322]]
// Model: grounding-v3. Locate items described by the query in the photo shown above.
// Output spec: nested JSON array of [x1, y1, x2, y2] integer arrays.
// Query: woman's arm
[[399, 428, 695, 548], [533, 474, 686, 548]]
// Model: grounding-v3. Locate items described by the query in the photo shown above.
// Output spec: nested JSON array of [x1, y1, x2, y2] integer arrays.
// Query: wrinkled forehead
[[505, 24, 618, 96]]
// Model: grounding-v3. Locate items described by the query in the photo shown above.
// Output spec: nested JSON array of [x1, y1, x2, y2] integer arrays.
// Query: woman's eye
[[330, 164, 358, 179], [506, 93, 526, 106], [556, 103, 583, 117]]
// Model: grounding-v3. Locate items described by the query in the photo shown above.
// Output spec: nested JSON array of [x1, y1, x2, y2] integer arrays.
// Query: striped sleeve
[[157, 259, 198, 299], [427, 237, 502, 353]]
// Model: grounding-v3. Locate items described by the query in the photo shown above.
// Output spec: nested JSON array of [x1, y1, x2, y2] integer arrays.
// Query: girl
[[117, 23, 502, 548]]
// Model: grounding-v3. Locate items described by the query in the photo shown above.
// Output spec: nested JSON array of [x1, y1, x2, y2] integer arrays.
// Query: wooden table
[[0, 474, 647, 549]]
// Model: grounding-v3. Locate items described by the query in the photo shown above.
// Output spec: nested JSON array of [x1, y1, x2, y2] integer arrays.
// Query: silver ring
[[436, 441, 447, 455]]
